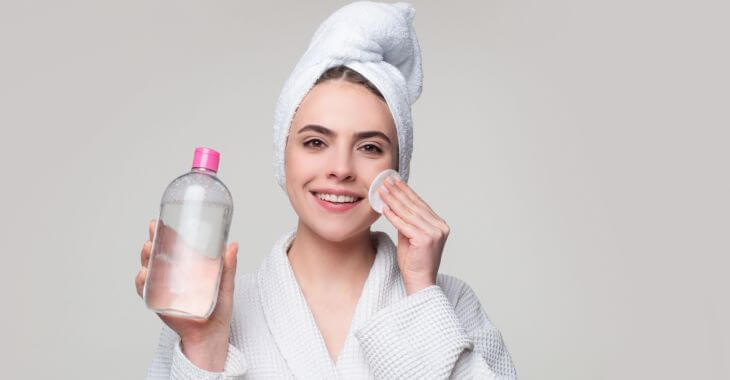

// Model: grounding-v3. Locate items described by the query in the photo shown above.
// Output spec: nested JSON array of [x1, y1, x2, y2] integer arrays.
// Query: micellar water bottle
[[143, 147, 233, 320]]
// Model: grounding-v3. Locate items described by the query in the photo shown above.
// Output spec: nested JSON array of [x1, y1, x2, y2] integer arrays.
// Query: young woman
[[137, 2, 517, 379]]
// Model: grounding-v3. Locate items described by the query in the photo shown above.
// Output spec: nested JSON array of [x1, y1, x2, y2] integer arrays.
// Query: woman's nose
[[327, 147, 356, 181]]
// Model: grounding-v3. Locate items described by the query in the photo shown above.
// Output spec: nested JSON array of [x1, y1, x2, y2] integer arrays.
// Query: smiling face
[[284, 79, 398, 242]]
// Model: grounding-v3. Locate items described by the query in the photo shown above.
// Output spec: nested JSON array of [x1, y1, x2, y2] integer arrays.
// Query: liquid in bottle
[[143, 147, 233, 320]]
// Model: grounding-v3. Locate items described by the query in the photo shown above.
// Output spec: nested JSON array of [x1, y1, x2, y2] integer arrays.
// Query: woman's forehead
[[293, 81, 396, 135]]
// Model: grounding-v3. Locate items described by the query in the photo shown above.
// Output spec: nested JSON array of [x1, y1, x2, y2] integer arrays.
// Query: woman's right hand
[[135, 219, 239, 372]]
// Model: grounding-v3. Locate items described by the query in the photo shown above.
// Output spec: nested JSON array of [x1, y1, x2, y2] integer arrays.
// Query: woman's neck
[[287, 220, 376, 296]]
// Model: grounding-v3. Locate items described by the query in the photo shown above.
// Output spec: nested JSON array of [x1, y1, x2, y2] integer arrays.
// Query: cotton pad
[[368, 169, 402, 213]]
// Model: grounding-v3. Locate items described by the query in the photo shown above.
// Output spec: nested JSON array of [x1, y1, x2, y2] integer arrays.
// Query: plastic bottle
[[143, 147, 233, 320]]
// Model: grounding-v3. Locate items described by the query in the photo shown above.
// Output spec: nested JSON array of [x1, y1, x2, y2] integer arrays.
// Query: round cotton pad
[[368, 169, 402, 213]]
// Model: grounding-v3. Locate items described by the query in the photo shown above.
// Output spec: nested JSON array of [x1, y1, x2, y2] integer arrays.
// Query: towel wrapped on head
[[272, 1, 423, 191]]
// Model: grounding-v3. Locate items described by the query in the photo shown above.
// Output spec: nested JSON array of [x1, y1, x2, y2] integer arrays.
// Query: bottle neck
[[191, 167, 217, 175]]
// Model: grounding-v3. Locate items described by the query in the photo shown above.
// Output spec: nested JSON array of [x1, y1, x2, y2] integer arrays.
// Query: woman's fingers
[[137, 219, 156, 300], [390, 179, 447, 226], [379, 184, 440, 236], [149, 219, 156, 241], [383, 179, 449, 235], [392, 178, 439, 219], [141, 241, 152, 267], [135, 266, 148, 298], [220, 242, 239, 296], [381, 203, 421, 239], [213, 242, 238, 314]]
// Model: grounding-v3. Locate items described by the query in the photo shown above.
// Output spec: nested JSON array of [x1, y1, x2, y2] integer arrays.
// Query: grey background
[[1, 0, 727, 379]]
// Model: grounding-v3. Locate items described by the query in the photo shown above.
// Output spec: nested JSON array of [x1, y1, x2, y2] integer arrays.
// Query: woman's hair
[[314, 65, 386, 103]]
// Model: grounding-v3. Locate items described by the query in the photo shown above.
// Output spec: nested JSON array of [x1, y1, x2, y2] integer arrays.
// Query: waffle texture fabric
[[273, 1, 422, 191], [145, 228, 518, 379]]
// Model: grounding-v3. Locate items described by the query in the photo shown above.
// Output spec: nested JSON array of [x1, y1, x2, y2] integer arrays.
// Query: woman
[[137, 2, 517, 378]]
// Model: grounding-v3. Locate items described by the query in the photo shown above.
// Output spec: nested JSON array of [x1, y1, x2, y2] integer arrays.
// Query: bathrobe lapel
[[256, 227, 406, 377]]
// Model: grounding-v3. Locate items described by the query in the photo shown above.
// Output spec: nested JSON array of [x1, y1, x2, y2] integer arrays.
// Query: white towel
[[272, 1, 423, 191]]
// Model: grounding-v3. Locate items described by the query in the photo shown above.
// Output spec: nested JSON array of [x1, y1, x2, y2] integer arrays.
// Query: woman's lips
[[310, 192, 363, 213]]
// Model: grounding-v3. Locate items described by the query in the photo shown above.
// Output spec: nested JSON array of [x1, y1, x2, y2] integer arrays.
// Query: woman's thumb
[[220, 242, 238, 295]]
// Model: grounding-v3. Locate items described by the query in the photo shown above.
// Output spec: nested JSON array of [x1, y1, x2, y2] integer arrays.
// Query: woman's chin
[[309, 222, 367, 243]]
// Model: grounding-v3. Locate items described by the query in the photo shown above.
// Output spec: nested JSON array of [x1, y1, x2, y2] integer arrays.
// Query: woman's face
[[284, 79, 398, 242]]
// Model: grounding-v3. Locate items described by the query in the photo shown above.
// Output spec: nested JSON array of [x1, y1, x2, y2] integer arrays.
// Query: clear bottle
[[143, 147, 233, 320]]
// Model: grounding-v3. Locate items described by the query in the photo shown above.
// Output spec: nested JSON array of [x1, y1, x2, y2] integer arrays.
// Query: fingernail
[[386, 176, 395, 185]]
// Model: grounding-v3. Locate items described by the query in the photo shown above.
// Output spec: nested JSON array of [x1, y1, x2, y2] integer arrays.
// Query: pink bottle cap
[[192, 147, 220, 173]]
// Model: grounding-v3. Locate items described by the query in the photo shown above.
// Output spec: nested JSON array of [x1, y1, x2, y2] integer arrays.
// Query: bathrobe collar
[[256, 226, 405, 377]]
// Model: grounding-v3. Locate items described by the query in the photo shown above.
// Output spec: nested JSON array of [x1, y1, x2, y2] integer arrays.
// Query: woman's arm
[[354, 277, 517, 379], [145, 322, 248, 380], [449, 282, 518, 379]]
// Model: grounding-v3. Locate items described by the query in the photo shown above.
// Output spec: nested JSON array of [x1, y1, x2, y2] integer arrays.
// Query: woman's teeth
[[315, 192, 360, 203]]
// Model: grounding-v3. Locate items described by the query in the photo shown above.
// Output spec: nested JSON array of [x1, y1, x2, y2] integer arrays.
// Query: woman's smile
[[309, 190, 365, 213]]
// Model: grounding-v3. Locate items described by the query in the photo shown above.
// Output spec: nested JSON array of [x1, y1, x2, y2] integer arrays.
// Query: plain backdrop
[[1, 1, 727, 379]]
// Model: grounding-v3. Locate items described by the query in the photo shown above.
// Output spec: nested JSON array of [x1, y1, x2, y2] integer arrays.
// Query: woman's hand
[[135, 219, 239, 372], [378, 176, 450, 295]]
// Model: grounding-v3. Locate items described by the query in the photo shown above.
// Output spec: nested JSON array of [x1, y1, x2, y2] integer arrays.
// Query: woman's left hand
[[378, 176, 450, 295]]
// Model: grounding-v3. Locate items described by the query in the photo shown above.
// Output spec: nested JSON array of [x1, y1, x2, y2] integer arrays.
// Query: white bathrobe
[[145, 228, 518, 379]]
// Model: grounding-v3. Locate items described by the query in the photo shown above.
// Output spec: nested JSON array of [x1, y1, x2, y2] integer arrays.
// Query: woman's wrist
[[180, 334, 230, 372], [404, 279, 436, 296]]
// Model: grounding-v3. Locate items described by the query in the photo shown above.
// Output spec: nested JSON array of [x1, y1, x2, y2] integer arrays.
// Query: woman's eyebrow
[[297, 124, 391, 145]]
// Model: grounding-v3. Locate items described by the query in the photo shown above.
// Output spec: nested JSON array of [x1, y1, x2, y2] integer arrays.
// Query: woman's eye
[[303, 140, 381, 154], [303, 139, 325, 149], [361, 144, 383, 154]]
